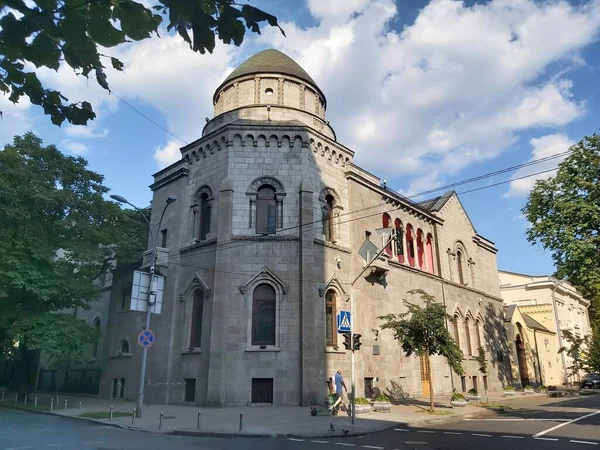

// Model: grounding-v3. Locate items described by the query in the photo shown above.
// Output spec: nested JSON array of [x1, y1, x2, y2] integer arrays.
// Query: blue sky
[[2, 0, 600, 277]]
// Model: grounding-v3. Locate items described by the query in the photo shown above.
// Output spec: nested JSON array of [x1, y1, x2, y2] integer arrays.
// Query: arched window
[[323, 195, 335, 242], [199, 193, 211, 241], [382, 213, 392, 256], [453, 314, 461, 349], [417, 229, 425, 270], [190, 291, 204, 348], [394, 219, 404, 263], [426, 233, 435, 274], [406, 225, 415, 266], [456, 250, 465, 284], [120, 339, 129, 354], [465, 317, 473, 355], [92, 317, 101, 358], [256, 186, 277, 234], [252, 284, 276, 346], [325, 290, 337, 347], [475, 319, 482, 350]]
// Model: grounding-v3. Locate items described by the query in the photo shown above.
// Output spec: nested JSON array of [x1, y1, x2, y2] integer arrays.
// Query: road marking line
[[533, 410, 600, 438], [465, 418, 570, 422], [570, 440, 598, 446], [6, 447, 33, 450], [288, 438, 305, 442], [335, 443, 356, 447], [44, 445, 60, 448], [394, 428, 409, 431], [310, 440, 328, 444], [363, 446, 385, 449], [501, 436, 524, 439], [417, 430, 435, 433], [534, 437, 559, 441], [472, 433, 491, 437], [82, 442, 104, 445], [443, 432, 463, 435]]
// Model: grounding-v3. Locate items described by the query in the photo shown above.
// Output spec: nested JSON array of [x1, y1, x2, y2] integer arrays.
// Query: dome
[[213, 49, 325, 104]]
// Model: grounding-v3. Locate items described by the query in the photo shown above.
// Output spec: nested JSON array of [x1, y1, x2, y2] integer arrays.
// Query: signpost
[[138, 329, 156, 348], [337, 311, 351, 333]]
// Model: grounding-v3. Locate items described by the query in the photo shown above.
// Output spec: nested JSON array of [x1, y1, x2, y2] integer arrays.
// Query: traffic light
[[342, 332, 352, 350], [353, 333, 362, 351]]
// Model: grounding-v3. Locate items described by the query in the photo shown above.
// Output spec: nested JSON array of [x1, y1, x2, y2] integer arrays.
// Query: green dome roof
[[214, 49, 325, 103]]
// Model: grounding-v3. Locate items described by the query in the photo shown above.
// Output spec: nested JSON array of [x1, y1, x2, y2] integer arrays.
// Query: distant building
[[499, 270, 592, 386], [99, 49, 511, 406]]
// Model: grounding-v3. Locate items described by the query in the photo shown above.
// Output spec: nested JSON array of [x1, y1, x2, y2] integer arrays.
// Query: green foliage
[[354, 397, 369, 405], [378, 289, 465, 375], [0, 133, 147, 356], [524, 385, 533, 390], [0, 0, 283, 125], [467, 388, 478, 396], [538, 385, 548, 393], [374, 393, 390, 402], [504, 385, 515, 391], [523, 134, 600, 325], [451, 392, 466, 401], [474, 346, 488, 375], [558, 330, 591, 377], [9, 313, 98, 370], [587, 327, 600, 373]]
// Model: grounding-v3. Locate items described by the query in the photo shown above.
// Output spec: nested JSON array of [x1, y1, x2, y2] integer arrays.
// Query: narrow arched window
[[190, 291, 204, 348], [325, 290, 337, 347], [121, 339, 129, 354], [252, 284, 276, 346], [417, 229, 425, 270], [457, 250, 465, 284], [406, 225, 415, 266], [465, 317, 472, 355], [394, 219, 404, 263], [92, 318, 101, 358], [453, 315, 461, 349], [382, 213, 392, 256], [256, 186, 277, 234], [475, 319, 482, 350], [426, 233, 435, 274], [199, 193, 211, 241], [323, 195, 335, 242]]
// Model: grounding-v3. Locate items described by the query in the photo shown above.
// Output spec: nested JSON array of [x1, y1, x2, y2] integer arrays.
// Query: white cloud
[[154, 140, 181, 169], [506, 133, 574, 197], [63, 125, 109, 139], [61, 140, 89, 155], [0, 95, 33, 146]]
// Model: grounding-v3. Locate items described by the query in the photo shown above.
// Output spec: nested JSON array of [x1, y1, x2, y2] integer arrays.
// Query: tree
[[586, 328, 600, 373], [474, 346, 488, 403], [0, 0, 284, 125], [0, 132, 147, 389], [523, 134, 600, 326], [558, 330, 591, 381], [378, 289, 464, 411]]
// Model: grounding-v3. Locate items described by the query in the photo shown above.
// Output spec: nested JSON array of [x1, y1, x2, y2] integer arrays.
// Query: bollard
[[78, 402, 82, 416], [110, 405, 114, 421], [50, 398, 54, 412], [64, 399, 67, 413], [24, 394, 28, 407], [159, 412, 164, 430], [197, 410, 201, 430], [132, 409, 136, 425], [239, 413, 243, 432], [34, 397, 38, 408]]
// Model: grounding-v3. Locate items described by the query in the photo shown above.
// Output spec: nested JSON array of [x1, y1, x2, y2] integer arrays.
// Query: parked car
[[581, 373, 600, 389]]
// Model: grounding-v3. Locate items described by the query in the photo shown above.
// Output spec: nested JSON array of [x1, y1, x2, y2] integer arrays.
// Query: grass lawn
[[80, 411, 132, 419]]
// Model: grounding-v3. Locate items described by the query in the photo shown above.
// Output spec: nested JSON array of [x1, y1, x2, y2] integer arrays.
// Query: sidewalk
[[0, 391, 545, 438]]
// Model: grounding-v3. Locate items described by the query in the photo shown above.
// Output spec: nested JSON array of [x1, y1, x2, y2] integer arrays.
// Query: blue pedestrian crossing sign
[[138, 329, 156, 348], [337, 311, 352, 333]]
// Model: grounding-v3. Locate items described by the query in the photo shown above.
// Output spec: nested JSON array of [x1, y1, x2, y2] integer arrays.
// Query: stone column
[[206, 177, 234, 406], [247, 194, 256, 229], [402, 229, 408, 264], [412, 235, 417, 267]]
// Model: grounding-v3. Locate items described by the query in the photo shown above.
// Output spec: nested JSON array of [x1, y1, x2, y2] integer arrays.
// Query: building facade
[[99, 49, 511, 406], [499, 270, 592, 385]]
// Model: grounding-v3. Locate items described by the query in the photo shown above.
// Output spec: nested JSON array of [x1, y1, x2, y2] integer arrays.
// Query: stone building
[[499, 270, 593, 385], [100, 49, 511, 406]]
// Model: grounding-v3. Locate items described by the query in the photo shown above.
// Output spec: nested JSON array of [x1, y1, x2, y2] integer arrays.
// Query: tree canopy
[[0, 132, 147, 356], [0, 0, 283, 125], [523, 134, 600, 325], [379, 289, 464, 410]]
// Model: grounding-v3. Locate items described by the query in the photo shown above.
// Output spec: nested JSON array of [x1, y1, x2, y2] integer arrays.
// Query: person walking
[[330, 369, 347, 412]]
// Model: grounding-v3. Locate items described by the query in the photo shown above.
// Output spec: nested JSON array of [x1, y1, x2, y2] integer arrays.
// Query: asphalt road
[[1, 393, 598, 450]]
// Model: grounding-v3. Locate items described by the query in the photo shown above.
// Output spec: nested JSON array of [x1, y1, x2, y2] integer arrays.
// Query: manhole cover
[[404, 441, 429, 445]]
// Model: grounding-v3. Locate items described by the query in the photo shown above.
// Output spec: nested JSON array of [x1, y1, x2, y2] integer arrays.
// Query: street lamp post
[[110, 194, 177, 418]]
